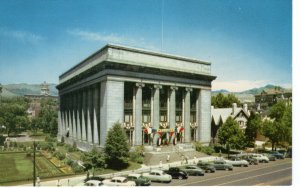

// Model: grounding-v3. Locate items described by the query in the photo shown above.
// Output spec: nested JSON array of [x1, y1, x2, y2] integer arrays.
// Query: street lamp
[[33, 140, 37, 186]]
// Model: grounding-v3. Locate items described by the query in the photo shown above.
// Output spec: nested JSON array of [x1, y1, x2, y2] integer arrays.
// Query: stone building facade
[[57, 44, 216, 151]]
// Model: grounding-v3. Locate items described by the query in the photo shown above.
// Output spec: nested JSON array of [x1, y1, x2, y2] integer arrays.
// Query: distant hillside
[[238, 84, 284, 95], [2, 83, 58, 98], [212, 84, 291, 103]]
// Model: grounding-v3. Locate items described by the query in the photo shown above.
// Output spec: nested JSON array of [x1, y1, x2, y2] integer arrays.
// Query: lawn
[[0, 152, 65, 184]]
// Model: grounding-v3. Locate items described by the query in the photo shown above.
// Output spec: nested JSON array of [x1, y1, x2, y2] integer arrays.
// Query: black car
[[197, 162, 216, 173], [163, 167, 188, 180]]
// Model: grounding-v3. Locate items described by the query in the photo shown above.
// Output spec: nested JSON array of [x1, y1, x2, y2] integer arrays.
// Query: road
[[151, 158, 292, 186]]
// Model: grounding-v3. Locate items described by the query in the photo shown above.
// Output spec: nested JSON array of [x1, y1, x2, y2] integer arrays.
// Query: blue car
[[269, 151, 284, 159]]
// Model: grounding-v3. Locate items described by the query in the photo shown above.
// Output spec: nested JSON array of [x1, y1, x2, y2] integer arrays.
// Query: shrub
[[45, 135, 56, 142], [72, 163, 84, 173], [65, 158, 74, 166], [194, 141, 215, 155], [54, 151, 65, 160], [129, 146, 144, 164]]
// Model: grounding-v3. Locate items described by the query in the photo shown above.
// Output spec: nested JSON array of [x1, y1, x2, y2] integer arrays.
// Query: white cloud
[[0, 27, 44, 44], [67, 29, 160, 51], [212, 80, 269, 92]]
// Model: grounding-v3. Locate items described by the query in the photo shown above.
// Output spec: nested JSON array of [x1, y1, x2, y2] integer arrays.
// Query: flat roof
[[59, 44, 213, 84]]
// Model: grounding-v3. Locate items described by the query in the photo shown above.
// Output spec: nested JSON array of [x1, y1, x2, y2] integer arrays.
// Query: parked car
[[142, 170, 172, 183], [240, 155, 258, 165], [102, 177, 136, 186], [263, 153, 276, 161], [225, 157, 249, 167], [127, 174, 151, 186], [250, 154, 269, 163], [269, 151, 285, 159], [180, 165, 205, 176], [197, 162, 216, 173], [212, 160, 233, 170], [163, 167, 188, 180], [84, 176, 105, 183], [84, 180, 104, 186]]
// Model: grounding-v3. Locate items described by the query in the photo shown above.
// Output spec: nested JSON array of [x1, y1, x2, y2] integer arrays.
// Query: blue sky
[[0, 0, 292, 92]]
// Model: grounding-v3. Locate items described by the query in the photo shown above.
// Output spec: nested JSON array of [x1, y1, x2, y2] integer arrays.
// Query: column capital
[[170, 86, 178, 91], [185, 87, 193, 92], [153, 84, 162, 89], [135, 82, 145, 88]]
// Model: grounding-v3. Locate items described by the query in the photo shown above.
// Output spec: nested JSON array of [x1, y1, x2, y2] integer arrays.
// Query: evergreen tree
[[104, 122, 129, 169]]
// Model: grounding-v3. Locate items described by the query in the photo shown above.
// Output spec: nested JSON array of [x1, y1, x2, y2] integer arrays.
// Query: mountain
[[212, 84, 290, 103], [212, 89, 230, 93], [1, 83, 58, 98]]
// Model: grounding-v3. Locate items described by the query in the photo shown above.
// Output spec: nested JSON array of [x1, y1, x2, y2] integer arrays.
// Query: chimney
[[243, 103, 248, 112], [232, 103, 237, 115]]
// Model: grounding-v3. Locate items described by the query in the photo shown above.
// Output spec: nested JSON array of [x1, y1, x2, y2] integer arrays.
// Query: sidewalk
[[20, 156, 218, 186]]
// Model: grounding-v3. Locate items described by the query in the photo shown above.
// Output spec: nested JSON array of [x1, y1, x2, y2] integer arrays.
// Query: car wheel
[[178, 176, 183, 180]]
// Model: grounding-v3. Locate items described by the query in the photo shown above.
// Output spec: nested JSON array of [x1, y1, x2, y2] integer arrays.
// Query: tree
[[244, 112, 262, 147], [212, 93, 241, 108], [36, 98, 58, 136], [262, 120, 285, 150], [262, 101, 292, 150], [0, 97, 29, 136], [104, 122, 129, 169], [217, 117, 246, 151]]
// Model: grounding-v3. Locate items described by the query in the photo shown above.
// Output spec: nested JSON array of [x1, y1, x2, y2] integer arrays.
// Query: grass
[[0, 152, 67, 184]]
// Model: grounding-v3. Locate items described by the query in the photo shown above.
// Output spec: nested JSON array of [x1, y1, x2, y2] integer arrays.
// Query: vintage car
[[269, 151, 285, 159], [263, 153, 276, 161], [163, 167, 188, 180], [197, 162, 216, 173], [127, 173, 151, 186], [180, 165, 205, 176], [84, 180, 103, 186], [212, 160, 233, 170], [102, 177, 136, 186], [226, 157, 249, 167], [240, 155, 259, 165], [250, 154, 269, 163], [142, 170, 172, 183]]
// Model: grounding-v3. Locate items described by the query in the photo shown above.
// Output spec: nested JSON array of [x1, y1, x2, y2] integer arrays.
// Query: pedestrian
[[56, 179, 61, 187], [167, 154, 170, 163], [36, 177, 40, 187], [193, 156, 197, 164], [159, 160, 163, 169]]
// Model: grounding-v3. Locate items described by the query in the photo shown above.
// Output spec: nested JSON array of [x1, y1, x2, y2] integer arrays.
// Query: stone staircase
[[143, 144, 209, 166]]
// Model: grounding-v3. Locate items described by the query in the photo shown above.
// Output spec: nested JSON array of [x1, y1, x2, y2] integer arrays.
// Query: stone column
[[82, 90, 87, 141], [93, 84, 99, 145], [169, 86, 177, 130], [184, 88, 192, 143], [72, 93, 77, 139], [76, 91, 81, 140], [87, 87, 93, 144], [197, 89, 211, 145], [100, 80, 124, 147], [152, 84, 161, 144], [134, 82, 144, 146]]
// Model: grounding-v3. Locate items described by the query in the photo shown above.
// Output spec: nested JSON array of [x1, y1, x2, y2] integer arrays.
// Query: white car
[[142, 170, 172, 183], [225, 158, 249, 167], [251, 154, 269, 163], [102, 177, 136, 186], [84, 180, 103, 186]]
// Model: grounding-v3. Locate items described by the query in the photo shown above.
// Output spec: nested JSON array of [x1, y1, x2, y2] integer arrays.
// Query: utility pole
[[33, 141, 36, 186]]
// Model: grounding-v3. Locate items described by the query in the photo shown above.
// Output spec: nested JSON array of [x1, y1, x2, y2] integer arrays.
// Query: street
[[151, 158, 292, 186]]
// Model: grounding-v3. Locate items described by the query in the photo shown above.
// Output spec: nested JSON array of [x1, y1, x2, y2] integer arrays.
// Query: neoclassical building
[[57, 44, 216, 151]]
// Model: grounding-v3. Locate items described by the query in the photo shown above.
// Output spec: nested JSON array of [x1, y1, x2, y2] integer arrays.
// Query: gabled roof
[[211, 107, 250, 126]]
